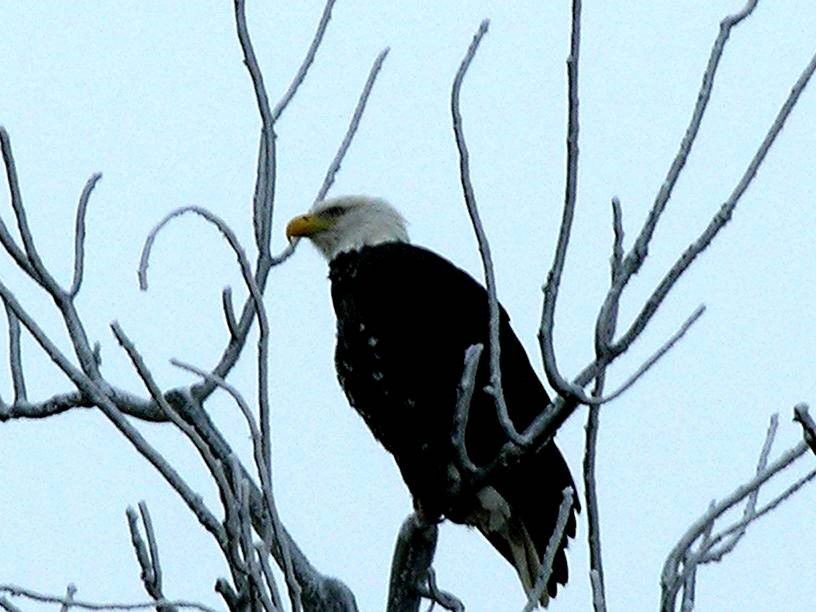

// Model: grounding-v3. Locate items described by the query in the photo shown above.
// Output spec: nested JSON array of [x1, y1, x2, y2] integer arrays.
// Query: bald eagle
[[286, 196, 578, 605]]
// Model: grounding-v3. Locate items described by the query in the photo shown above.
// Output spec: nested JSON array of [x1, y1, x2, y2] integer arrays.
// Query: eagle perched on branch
[[287, 195, 578, 604]]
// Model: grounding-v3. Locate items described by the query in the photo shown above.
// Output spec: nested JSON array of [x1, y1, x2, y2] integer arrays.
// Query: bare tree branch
[[127, 503, 175, 611], [0, 280, 227, 546], [700, 414, 778, 563], [233, 0, 276, 256], [0, 128, 52, 285], [111, 321, 234, 516], [140, 502, 165, 600], [524, 487, 575, 611], [661, 434, 811, 610], [386, 514, 440, 612], [470, 21, 816, 483], [0, 127, 43, 279], [451, 18, 530, 447], [272, 0, 337, 121], [0, 129, 102, 383], [451, 343, 484, 476], [316, 48, 390, 202], [415, 569, 464, 612], [599, 305, 706, 404], [583, 383, 606, 612], [256, 542, 285, 612], [186, 0, 347, 405], [221, 286, 239, 340], [4, 299, 26, 403], [0, 586, 218, 612], [793, 403, 816, 455], [170, 358, 300, 611], [610, 44, 816, 360], [539, 0, 589, 404], [70, 173, 102, 297], [613, 0, 760, 297], [702, 466, 816, 561], [0, 597, 22, 612], [60, 584, 78, 612]]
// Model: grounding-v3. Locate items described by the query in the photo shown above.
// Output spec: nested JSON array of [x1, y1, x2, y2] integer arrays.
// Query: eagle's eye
[[322, 206, 345, 218]]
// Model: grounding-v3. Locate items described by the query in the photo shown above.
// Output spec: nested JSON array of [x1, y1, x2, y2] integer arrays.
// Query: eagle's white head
[[286, 195, 410, 260]]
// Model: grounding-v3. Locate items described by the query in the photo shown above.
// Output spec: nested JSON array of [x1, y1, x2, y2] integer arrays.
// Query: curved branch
[[233, 0, 276, 255], [539, 0, 585, 403], [660, 439, 810, 610], [793, 403, 816, 455], [70, 173, 103, 297], [386, 514, 440, 612], [4, 299, 26, 403], [613, 47, 816, 358], [0, 585, 217, 612], [451, 19, 529, 447], [0, 281, 226, 546]]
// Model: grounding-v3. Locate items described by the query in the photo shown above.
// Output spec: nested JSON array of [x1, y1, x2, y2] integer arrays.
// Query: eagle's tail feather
[[471, 486, 555, 608]]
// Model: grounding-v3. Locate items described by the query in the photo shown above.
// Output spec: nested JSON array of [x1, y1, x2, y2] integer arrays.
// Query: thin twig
[[540, 0, 589, 404], [524, 488, 575, 611], [451, 343, 484, 475], [222, 287, 239, 339], [256, 542, 285, 612], [661, 440, 809, 610], [0, 281, 227, 545], [416, 569, 464, 612], [315, 48, 390, 202], [610, 197, 624, 281], [616, 0, 760, 292], [0, 597, 22, 612], [599, 305, 706, 404], [386, 514, 440, 612], [702, 466, 816, 562], [171, 359, 300, 611], [451, 18, 528, 446], [702, 414, 778, 562], [0, 129, 52, 284], [139, 502, 164, 596], [611, 44, 816, 359], [4, 299, 26, 403], [272, 0, 337, 121], [126, 507, 155, 588], [584, 382, 607, 612], [233, 0, 276, 255], [69, 173, 102, 297], [0, 586, 218, 612], [60, 584, 77, 612], [793, 403, 816, 455], [0, 127, 40, 279]]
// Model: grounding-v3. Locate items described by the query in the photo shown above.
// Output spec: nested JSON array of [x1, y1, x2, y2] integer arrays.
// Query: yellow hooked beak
[[285, 213, 334, 241]]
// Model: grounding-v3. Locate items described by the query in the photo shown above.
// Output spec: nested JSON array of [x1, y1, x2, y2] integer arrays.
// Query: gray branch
[[69, 173, 102, 297], [60, 584, 77, 612], [660, 418, 812, 611], [0, 586, 217, 612], [524, 487, 575, 611], [316, 48, 390, 203], [4, 299, 26, 403], [451, 18, 528, 447], [793, 403, 816, 455], [539, 0, 590, 405], [272, 0, 337, 121], [386, 514, 440, 612]]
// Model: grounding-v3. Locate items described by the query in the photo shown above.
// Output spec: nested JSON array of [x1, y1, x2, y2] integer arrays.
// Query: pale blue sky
[[1, 2, 815, 610]]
